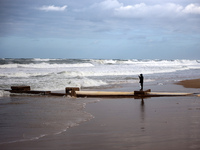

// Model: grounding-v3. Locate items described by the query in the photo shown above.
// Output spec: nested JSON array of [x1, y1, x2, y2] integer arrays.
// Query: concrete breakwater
[[2, 86, 194, 98]]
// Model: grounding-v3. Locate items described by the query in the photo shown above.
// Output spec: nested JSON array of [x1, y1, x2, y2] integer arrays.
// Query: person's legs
[[140, 82, 143, 91]]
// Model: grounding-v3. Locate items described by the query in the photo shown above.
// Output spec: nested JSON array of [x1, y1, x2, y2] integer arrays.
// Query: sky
[[0, 0, 200, 59]]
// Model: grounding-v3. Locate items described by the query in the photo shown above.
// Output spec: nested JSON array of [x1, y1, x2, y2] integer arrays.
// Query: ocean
[[0, 58, 200, 145], [0, 58, 200, 91]]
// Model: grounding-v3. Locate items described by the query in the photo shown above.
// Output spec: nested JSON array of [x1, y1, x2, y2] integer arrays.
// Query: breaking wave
[[0, 58, 200, 91]]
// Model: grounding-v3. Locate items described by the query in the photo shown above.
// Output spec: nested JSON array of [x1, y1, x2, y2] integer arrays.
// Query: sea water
[[0, 95, 96, 144], [0, 58, 200, 144], [0, 58, 200, 91]]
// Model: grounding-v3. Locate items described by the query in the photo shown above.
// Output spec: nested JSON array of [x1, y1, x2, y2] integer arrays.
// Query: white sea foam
[[33, 58, 53, 61], [33, 78, 108, 91], [0, 59, 200, 91], [0, 134, 46, 145], [0, 62, 94, 69], [0, 90, 10, 97]]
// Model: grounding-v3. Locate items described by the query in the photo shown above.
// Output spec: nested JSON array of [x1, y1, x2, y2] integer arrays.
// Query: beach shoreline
[[0, 79, 200, 150], [176, 78, 200, 89]]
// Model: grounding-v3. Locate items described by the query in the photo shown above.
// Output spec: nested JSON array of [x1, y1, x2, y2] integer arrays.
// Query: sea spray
[[0, 90, 10, 97]]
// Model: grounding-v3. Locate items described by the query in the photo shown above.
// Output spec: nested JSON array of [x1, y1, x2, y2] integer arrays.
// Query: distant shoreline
[[176, 78, 200, 88]]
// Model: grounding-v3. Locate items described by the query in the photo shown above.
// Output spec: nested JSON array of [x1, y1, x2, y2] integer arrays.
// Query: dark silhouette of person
[[139, 74, 144, 91]]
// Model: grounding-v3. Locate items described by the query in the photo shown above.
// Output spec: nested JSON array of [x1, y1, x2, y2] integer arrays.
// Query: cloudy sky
[[0, 0, 200, 59]]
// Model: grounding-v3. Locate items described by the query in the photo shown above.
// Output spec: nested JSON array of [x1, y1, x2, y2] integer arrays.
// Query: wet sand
[[176, 78, 200, 88], [1, 80, 200, 150]]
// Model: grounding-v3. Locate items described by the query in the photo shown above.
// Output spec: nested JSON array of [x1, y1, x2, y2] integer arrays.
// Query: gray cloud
[[71, 0, 200, 35], [0, 0, 200, 59], [1, 0, 200, 39], [75, 0, 200, 19], [114, 2, 200, 18]]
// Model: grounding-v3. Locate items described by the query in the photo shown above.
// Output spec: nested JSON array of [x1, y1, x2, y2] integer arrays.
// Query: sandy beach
[[0, 79, 200, 150], [176, 79, 200, 89]]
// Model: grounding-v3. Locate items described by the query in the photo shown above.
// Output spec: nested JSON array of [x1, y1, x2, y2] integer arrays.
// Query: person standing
[[138, 74, 144, 91]]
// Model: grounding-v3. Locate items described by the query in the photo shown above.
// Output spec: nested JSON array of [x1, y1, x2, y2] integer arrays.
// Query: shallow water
[[0, 83, 200, 149], [0, 96, 97, 144], [62, 96, 200, 150]]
